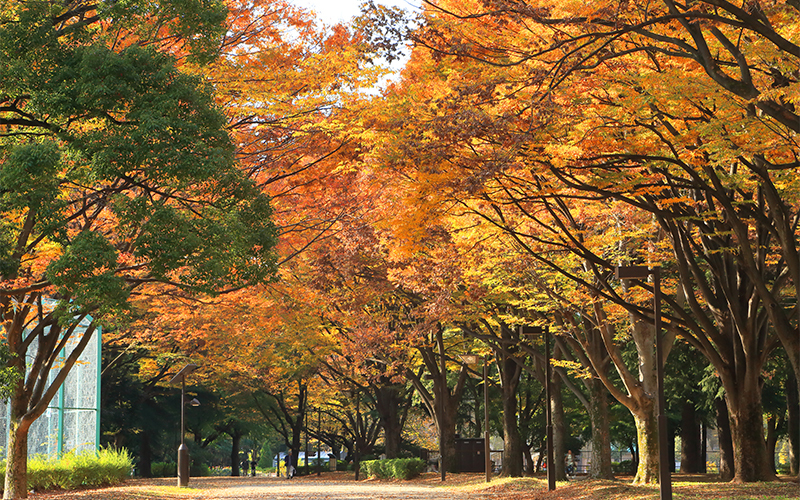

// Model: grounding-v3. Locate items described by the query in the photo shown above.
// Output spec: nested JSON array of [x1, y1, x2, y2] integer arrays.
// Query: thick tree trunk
[[231, 433, 241, 476], [765, 415, 782, 475], [139, 431, 153, 478], [551, 375, 566, 481], [588, 380, 614, 479], [440, 406, 457, 473], [727, 388, 777, 482], [375, 385, 407, 459], [632, 398, 659, 484], [4, 418, 32, 500], [680, 402, 702, 473], [501, 391, 523, 476], [715, 398, 734, 481], [500, 352, 523, 477]]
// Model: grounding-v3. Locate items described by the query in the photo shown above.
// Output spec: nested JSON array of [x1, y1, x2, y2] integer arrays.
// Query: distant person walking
[[285, 451, 295, 479]]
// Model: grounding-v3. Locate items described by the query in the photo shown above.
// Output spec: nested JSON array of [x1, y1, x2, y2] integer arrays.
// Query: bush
[[360, 458, 425, 480], [150, 462, 177, 478], [1, 448, 133, 492], [611, 460, 635, 474], [190, 463, 210, 477], [387, 458, 425, 479], [360, 460, 386, 478]]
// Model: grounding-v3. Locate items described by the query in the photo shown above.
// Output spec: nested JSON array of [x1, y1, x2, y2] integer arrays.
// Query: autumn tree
[[0, 0, 280, 496], [359, 0, 798, 483]]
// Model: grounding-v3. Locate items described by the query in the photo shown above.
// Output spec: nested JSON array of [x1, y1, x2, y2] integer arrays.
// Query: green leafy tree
[[0, 0, 278, 497]]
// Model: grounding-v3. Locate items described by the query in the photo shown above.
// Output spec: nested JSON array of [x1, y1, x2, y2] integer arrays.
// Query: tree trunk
[[668, 426, 676, 473], [588, 379, 614, 479], [700, 422, 707, 474], [787, 369, 799, 476], [632, 398, 659, 484], [440, 403, 458, 473], [4, 417, 32, 500], [726, 381, 777, 482], [375, 385, 406, 459], [231, 433, 241, 476], [680, 402, 702, 473], [500, 353, 523, 477], [139, 431, 153, 478], [715, 398, 734, 481], [551, 375, 566, 481], [522, 443, 535, 475]]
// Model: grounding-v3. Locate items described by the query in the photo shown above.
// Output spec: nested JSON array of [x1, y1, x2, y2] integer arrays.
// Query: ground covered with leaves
[[25, 472, 798, 500]]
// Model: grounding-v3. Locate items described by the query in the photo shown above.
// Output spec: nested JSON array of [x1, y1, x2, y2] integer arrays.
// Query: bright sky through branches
[[290, 0, 418, 24]]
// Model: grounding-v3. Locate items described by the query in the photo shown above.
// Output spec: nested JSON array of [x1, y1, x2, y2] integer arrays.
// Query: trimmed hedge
[[151, 461, 210, 478], [0, 448, 133, 492], [360, 458, 425, 480]]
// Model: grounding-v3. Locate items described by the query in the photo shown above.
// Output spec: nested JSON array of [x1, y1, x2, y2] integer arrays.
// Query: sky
[[289, 0, 419, 24]]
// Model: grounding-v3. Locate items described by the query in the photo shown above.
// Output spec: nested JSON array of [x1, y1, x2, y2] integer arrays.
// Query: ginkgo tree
[[0, 0, 279, 497]]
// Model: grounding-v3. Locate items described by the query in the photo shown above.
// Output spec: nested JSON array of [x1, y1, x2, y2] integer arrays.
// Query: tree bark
[[765, 414, 781, 475], [139, 431, 153, 478], [374, 385, 408, 459], [787, 369, 799, 476], [715, 398, 734, 481], [727, 387, 777, 482], [551, 375, 566, 481], [231, 433, 242, 476], [680, 402, 702, 473], [588, 379, 614, 479], [632, 397, 659, 484], [4, 417, 32, 499], [500, 351, 523, 477]]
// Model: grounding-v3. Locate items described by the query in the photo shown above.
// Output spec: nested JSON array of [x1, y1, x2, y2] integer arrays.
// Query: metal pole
[[355, 393, 360, 481], [305, 411, 310, 476], [317, 407, 321, 476], [178, 376, 189, 487], [437, 328, 447, 481], [545, 326, 555, 491], [653, 268, 672, 500], [484, 356, 491, 483]]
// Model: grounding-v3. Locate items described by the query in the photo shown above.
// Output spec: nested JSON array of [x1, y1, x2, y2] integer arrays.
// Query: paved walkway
[[32, 475, 500, 499]]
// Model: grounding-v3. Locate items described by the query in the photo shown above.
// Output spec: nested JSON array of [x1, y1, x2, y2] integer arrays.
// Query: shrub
[[151, 462, 177, 478], [5, 448, 133, 492], [190, 463, 210, 477], [387, 458, 425, 479], [360, 458, 425, 480], [611, 460, 635, 474]]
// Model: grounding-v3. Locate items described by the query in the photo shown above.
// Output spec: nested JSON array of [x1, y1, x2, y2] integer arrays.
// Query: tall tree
[[0, 0, 279, 496]]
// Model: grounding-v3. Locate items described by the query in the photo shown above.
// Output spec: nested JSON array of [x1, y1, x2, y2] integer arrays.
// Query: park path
[[30, 474, 500, 500]]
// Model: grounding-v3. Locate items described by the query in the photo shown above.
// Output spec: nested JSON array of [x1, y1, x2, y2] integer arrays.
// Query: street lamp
[[169, 363, 199, 487], [461, 354, 491, 483], [519, 325, 555, 492], [615, 265, 671, 500]]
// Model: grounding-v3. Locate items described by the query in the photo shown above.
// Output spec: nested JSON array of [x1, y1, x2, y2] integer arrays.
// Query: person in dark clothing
[[285, 451, 294, 478]]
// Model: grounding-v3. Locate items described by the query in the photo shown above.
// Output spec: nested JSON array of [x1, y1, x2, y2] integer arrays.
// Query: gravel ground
[[30, 474, 498, 500]]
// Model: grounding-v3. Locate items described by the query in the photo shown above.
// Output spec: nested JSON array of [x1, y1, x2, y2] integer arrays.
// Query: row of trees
[[1, 0, 798, 497]]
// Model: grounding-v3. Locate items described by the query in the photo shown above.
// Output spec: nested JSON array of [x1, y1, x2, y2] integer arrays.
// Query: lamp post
[[437, 328, 447, 482], [317, 407, 322, 477], [519, 325, 555, 491], [615, 265, 671, 500], [461, 354, 491, 483], [169, 363, 199, 487]]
